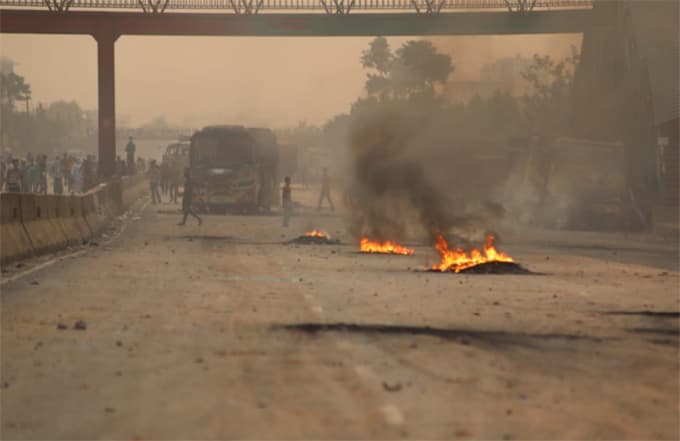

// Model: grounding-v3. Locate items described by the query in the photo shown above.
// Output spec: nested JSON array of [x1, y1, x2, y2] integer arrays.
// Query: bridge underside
[[0, 9, 594, 177], [0, 9, 593, 36]]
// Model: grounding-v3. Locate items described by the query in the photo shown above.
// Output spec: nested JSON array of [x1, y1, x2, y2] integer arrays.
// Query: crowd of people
[[1, 144, 148, 195], [145, 152, 184, 205], [0, 153, 100, 194]]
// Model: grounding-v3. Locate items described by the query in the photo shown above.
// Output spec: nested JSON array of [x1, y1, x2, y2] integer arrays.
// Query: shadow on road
[[273, 322, 608, 350]]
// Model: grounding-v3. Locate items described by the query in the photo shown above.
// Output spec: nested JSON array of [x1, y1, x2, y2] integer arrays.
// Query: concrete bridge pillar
[[94, 26, 119, 179]]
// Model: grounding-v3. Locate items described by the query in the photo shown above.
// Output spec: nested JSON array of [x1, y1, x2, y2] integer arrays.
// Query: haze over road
[[1, 191, 678, 440], [0, 34, 580, 127]]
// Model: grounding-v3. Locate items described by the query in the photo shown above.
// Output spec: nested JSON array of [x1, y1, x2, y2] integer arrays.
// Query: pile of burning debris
[[359, 238, 415, 256], [429, 234, 530, 274], [287, 230, 341, 245], [357, 233, 530, 274], [288, 228, 529, 274]]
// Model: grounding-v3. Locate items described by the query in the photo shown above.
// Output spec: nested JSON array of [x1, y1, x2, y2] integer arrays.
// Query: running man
[[177, 167, 202, 226]]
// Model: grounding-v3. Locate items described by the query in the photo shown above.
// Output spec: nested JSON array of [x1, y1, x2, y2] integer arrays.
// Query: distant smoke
[[345, 105, 502, 244]]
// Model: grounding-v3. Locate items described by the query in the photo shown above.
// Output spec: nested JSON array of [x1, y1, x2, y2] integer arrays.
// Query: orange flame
[[305, 230, 330, 238], [432, 233, 513, 272], [360, 237, 415, 256]]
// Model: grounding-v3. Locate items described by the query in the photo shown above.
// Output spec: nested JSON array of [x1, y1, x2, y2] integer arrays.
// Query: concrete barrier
[[46, 195, 80, 247], [83, 192, 108, 235], [0, 193, 34, 264], [69, 195, 93, 243], [21, 194, 69, 255], [1, 174, 149, 265], [56, 195, 86, 245]]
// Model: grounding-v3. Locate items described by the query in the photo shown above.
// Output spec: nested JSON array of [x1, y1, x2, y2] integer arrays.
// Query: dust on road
[[1, 198, 678, 440]]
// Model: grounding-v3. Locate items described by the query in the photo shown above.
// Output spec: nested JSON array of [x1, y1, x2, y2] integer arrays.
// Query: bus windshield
[[192, 133, 254, 165]]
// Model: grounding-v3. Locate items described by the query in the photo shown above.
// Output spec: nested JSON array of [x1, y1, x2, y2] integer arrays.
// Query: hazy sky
[[0, 33, 580, 128]]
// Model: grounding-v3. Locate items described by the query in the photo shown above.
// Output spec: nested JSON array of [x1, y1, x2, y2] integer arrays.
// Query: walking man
[[148, 160, 162, 204], [317, 167, 335, 211], [178, 167, 202, 226], [282, 175, 292, 227], [126, 136, 136, 175]]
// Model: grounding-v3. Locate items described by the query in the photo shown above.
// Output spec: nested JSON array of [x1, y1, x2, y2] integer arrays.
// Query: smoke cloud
[[345, 102, 504, 245]]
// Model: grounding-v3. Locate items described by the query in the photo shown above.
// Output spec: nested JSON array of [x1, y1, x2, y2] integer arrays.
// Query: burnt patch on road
[[175, 235, 283, 246], [178, 235, 239, 242], [626, 327, 679, 336], [601, 310, 680, 318], [627, 327, 679, 348], [274, 322, 605, 350], [600, 311, 678, 347]]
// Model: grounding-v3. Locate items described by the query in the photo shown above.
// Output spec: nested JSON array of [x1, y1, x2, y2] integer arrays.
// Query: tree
[[361, 36, 392, 74], [392, 40, 453, 95], [360, 37, 454, 101], [521, 48, 580, 137], [0, 71, 31, 111]]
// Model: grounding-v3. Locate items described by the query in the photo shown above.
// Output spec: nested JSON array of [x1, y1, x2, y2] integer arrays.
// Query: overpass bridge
[[0, 0, 595, 177], [0, 0, 593, 14]]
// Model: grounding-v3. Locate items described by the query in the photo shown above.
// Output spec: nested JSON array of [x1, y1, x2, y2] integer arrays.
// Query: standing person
[[5, 159, 23, 192], [81, 156, 92, 192], [137, 157, 146, 174], [125, 136, 136, 175], [147, 160, 162, 204], [71, 160, 82, 193], [52, 155, 64, 195], [37, 154, 48, 194], [0, 158, 5, 192], [66, 154, 74, 192], [115, 156, 125, 176], [25, 159, 37, 193], [281, 175, 292, 227], [177, 167, 202, 226], [19, 160, 27, 192], [317, 167, 335, 211], [168, 158, 181, 203], [160, 158, 169, 196]]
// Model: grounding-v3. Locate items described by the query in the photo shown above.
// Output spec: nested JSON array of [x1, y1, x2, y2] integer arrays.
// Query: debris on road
[[287, 230, 340, 245], [382, 381, 402, 392], [430, 261, 533, 275], [57, 323, 68, 330], [73, 320, 87, 330]]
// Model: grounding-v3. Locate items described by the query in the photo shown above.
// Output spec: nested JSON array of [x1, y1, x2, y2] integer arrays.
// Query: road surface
[[2, 192, 678, 439]]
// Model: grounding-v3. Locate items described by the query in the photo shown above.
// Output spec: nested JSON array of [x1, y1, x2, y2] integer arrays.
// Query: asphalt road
[[1, 194, 678, 440]]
